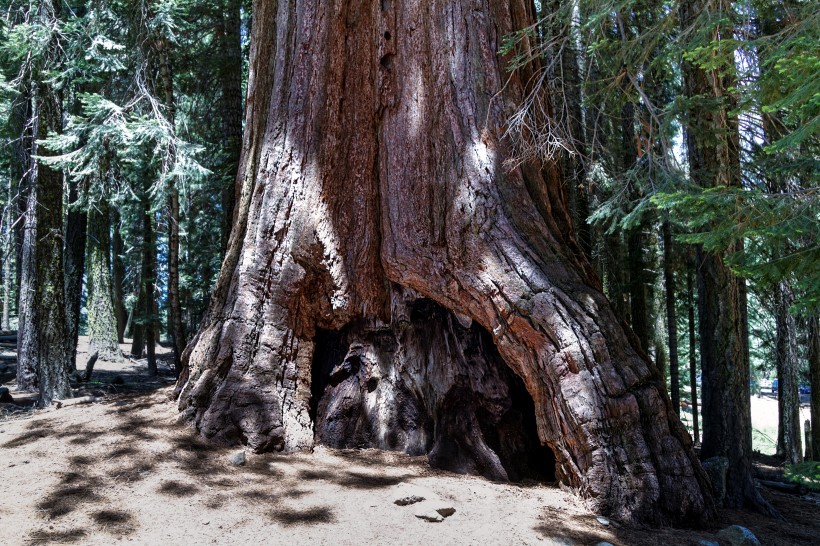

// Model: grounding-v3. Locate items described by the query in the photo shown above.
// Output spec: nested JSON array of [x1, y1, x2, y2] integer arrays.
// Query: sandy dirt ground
[[1, 338, 819, 545]]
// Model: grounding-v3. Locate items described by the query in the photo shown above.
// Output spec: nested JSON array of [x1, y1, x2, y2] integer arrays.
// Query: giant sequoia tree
[[177, 0, 713, 524]]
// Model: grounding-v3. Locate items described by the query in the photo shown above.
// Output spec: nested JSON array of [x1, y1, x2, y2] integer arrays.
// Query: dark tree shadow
[[269, 506, 336, 526]]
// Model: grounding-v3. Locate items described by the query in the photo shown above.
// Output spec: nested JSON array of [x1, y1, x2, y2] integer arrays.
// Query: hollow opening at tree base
[[310, 298, 556, 483]]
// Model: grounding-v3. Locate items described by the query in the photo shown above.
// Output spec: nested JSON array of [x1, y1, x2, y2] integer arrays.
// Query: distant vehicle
[[772, 378, 778, 394], [799, 385, 811, 395]]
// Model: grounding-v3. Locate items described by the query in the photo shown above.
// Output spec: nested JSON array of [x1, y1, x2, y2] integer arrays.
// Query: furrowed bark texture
[[681, 0, 772, 514], [809, 315, 820, 461], [178, 0, 712, 524], [111, 208, 127, 343], [774, 281, 801, 463], [64, 178, 87, 369], [18, 0, 72, 405], [86, 199, 121, 360]]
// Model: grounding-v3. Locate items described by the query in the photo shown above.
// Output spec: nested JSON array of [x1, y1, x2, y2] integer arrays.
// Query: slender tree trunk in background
[[131, 179, 157, 375], [687, 267, 699, 443], [663, 220, 680, 413], [604, 234, 629, 321], [86, 199, 121, 360], [151, 16, 186, 371], [681, 0, 769, 512], [111, 208, 127, 343], [64, 178, 87, 369], [620, 100, 650, 352], [217, 0, 244, 255], [774, 281, 801, 463], [176, 0, 713, 525], [2, 177, 14, 331], [809, 315, 820, 461], [144, 194, 158, 376], [10, 87, 33, 320], [17, 1, 72, 404]]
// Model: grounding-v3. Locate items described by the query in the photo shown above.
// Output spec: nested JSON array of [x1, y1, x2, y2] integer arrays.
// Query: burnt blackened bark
[[177, 0, 713, 525], [86, 198, 121, 360]]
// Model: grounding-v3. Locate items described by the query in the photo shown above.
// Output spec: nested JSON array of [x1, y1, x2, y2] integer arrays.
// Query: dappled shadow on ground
[[6, 383, 818, 546], [3, 387, 430, 544]]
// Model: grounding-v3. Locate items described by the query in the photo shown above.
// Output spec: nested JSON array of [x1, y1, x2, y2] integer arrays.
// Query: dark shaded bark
[[10, 86, 33, 320], [2, 177, 14, 331], [313, 296, 555, 483], [64, 177, 87, 369], [687, 266, 699, 443], [176, 0, 713, 525], [216, 0, 244, 254], [131, 181, 157, 375], [810, 315, 820, 462], [17, 0, 72, 405], [150, 11, 186, 370], [111, 208, 127, 343], [663, 220, 680, 412], [774, 281, 801, 463], [680, 0, 771, 514], [86, 199, 121, 360]]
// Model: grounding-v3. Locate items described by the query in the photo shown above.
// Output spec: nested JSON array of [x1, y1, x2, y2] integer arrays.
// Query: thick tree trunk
[[86, 199, 121, 360], [17, 2, 72, 404], [177, 0, 713, 525], [217, 0, 244, 254], [680, 0, 772, 514], [663, 220, 680, 412], [111, 208, 127, 343], [64, 178, 87, 369], [687, 266, 699, 443]]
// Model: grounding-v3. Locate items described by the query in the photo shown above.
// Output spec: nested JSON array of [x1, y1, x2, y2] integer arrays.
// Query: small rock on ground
[[392, 482, 433, 506], [229, 450, 246, 466], [413, 500, 456, 523], [717, 525, 760, 546]]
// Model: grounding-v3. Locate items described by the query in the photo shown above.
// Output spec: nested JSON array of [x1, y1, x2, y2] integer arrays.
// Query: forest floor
[[0, 338, 819, 545]]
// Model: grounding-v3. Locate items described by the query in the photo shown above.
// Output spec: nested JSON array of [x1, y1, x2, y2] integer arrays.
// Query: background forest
[[0, 0, 817, 472]]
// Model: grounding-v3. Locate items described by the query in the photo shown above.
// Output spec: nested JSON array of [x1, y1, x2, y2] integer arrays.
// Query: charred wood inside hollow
[[311, 297, 555, 483]]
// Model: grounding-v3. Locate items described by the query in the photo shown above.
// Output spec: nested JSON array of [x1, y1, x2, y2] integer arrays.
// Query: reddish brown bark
[[177, 0, 713, 524]]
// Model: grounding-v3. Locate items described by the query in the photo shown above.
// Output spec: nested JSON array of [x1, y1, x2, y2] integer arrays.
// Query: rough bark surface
[[663, 220, 680, 412], [177, 0, 712, 525], [808, 315, 820, 462], [217, 0, 244, 254], [680, 0, 772, 514], [86, 199, 121, 360], [17, 0, 72, 405], [64, 178, 87, 368], [774, 281, 801, 463], [687, 267, 699, 443], [111, 208, 127, 343]]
